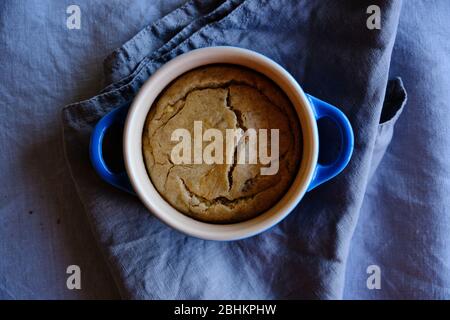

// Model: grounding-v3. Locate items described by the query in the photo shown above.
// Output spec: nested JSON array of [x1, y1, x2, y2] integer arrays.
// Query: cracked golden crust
[[142, 65, 302, 223]]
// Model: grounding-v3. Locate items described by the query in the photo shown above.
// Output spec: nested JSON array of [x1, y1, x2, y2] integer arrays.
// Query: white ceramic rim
[[124, 46, 318, 241]]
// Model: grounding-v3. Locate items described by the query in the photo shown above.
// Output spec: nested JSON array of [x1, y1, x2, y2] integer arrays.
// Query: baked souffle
[[142, 65, 301, 223]]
